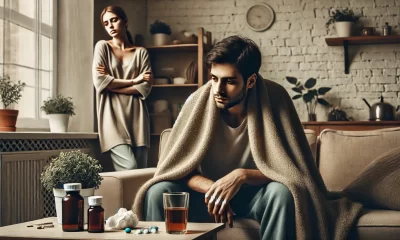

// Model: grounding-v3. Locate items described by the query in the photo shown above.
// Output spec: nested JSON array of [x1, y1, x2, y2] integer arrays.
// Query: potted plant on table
[[40, 150, 103, 224], [286, 76, 332, 121], [326, 8, 360, 37], [150, 20, 172, 46], [0, 75, 26, 132], [41, 94, 75, 132]]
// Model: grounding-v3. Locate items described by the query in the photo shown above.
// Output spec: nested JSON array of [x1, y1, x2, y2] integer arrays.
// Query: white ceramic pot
[[53, 188, 95, 224], [152, 33, 170, 46], [48, 114, 69, 132], [335, 22, 353, 37]]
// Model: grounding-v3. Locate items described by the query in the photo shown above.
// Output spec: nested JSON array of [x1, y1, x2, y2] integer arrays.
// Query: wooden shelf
[[146, 43, 211, 53], [302, 120, 400, 135], [325, 35, 400, 74], [152, 84, 198, 88]]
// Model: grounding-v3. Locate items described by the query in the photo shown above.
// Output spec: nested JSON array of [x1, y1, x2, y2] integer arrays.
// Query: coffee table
[[0, 217, 224, 240]]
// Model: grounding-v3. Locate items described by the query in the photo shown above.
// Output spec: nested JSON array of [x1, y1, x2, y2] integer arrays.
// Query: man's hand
[[205, 169, 245, 216], [213, 203, 235, 228], [96, 65, 110, 76]]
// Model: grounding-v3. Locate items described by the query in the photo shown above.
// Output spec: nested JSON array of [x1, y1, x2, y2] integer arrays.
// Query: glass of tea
[[163, 192, 189, 234]]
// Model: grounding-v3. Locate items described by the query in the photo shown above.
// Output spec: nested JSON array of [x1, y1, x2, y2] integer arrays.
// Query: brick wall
[[146, 0, 400, 121]]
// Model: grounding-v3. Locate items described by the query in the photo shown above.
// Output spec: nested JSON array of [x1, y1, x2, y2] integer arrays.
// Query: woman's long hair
[[100, 6, 134, 44]]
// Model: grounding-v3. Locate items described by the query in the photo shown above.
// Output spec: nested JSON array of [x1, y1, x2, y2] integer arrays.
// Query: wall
[[58, 0, 94, 132], [146, 0, 400, 121]]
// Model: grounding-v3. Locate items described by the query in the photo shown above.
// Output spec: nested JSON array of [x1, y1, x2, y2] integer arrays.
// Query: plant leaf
[[304, 78, 317, 89], [318, 87, 331, 95], [286, 76, 297, 85], [303, 92, 313, 103], [292, 87, 302, 94], [292, 95, 302, 100], [299, 85, 305, 91], [317, 98, 330, 106]]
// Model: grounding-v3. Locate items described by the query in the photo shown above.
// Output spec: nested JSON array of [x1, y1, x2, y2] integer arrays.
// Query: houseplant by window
[[40, 150, 103, 224], [0, 75, 26, 132], [286, 76, 331, 121], [41, 94, 75, 132], [326, 8, 359, 37], [150, 20, 172, 46]]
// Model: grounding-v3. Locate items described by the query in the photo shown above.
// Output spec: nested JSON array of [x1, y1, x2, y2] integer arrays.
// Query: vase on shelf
[[308, 113, 317, 121]]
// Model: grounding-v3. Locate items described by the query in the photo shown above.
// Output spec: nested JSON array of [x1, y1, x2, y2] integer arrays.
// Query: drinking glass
[[163, 192, 189, 234]]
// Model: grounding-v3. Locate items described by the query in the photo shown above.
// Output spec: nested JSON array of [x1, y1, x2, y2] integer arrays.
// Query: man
[[133, 36, 362, 240]]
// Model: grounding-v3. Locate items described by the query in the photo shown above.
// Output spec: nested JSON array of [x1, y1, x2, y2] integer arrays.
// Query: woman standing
[[93, 6, 152, 171]]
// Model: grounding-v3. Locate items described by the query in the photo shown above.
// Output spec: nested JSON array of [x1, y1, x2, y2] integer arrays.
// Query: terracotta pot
[[0, 109, 19, 132]]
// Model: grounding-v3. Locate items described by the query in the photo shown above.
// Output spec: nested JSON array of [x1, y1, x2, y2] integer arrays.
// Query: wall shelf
[[152, 84, 198, 88], [325, 35, 400, 74]]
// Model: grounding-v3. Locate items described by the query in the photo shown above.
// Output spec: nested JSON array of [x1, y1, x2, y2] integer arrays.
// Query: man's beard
[[214, 86, 246, 110]]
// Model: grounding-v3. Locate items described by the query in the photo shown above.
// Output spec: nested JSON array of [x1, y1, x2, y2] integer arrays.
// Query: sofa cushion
[[318, 127, 400, 192]]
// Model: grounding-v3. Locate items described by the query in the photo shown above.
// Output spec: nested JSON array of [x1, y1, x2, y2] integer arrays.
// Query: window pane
[[17, 85, 35, 118], [0, 19, 3, 64], [40, 88, 50, 118], [0, 0, 4, 7], [9, 23, 35, 68], [40, 70, 50, 89], [11, 0, 35, 19], [40, 35, 52, 70], [6, 65, 36, 86], [41, 0, 52, 26]]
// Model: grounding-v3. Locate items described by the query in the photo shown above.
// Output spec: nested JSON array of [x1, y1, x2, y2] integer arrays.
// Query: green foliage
[[326, 8, 360, 29], [286, 76, 332, 115], [40, 150, 103, 191], [150, 20, 172, 35], [0, 75, 26, 109], [41, 94, 75, 116]]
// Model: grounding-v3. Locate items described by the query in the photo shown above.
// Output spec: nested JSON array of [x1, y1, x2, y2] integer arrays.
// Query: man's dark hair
[[205, 36, 262, 81]]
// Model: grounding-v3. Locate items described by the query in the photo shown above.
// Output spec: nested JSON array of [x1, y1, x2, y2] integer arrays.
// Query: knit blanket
[[132, 76, 364, 239]]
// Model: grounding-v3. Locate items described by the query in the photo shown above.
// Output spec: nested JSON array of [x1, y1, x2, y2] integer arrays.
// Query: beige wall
[[58, 0, 94, 132]]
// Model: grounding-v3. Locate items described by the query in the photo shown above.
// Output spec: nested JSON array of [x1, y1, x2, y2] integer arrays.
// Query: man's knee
[[266, 182, 294, 208], [146, 181, 183, 203]]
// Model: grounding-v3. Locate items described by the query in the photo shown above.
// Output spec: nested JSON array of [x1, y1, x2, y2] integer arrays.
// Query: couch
[[96, 127, 400, 240]]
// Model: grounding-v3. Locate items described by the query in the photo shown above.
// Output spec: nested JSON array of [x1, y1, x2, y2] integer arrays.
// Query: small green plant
[[150, 20, 172, 35], [0, 75, 26, 109], [326, 8, 360, 29], [40, 150, 103, 191], [286, 76, 332, 118], [41, 94, 75, 115]]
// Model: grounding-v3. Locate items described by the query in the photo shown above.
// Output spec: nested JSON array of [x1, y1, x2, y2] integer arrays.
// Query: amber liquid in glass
[[164, 207, 188, 234], [88, 206, 104, 233], [62, 191, 84, 232]]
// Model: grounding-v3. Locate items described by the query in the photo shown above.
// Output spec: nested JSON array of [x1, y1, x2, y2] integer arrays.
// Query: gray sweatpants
[[110, 144, 148, 171], [144, 180, 295, 240]]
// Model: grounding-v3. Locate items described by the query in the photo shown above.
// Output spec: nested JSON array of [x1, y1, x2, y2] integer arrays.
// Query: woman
[[93, 6, 152, 171]]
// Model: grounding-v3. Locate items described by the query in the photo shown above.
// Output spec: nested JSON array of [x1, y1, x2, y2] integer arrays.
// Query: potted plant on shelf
[[286, 76, 332, 121], [41, 94, 75, 132], [0, 75, 26, 132], [150, 20, 172, 46], [326, 8, 360, 37], [40, 150, 103, 224]]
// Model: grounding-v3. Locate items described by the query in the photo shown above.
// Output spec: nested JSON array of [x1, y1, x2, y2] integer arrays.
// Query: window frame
[[0, 0, 57, 130]]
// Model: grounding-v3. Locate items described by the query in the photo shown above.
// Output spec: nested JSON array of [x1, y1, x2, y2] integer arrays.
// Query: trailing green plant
[[326, 8, 360, 29], [0, 75, 26, 109], [40, 150, 103, 191], [286, 76, 332, 117], [41, 94, 75, 116], [150, 20, 172, 35]]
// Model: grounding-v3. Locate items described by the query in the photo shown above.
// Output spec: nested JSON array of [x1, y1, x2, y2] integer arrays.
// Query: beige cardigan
[[133, 76, 365, 239], [92, 40, 152, 152]]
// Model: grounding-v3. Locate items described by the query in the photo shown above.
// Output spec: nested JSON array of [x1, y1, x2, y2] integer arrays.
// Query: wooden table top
[[0, 217, 225, 240]]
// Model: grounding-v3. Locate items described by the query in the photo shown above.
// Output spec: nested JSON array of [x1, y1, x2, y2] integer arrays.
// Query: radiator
[[0, 148, 90, 226]]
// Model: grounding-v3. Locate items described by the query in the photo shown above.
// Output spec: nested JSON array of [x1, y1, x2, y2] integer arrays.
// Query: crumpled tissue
[[105, 208, 139, 229]]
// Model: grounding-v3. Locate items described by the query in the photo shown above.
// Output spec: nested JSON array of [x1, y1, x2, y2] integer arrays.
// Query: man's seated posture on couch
[[132, 36, 363, 239]]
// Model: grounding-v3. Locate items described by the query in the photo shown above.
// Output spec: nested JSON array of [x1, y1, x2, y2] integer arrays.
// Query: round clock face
[[246, 3, 275, 32]]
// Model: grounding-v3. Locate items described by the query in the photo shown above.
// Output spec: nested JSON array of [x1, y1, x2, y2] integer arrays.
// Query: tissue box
[[150, 111, 172, 134]]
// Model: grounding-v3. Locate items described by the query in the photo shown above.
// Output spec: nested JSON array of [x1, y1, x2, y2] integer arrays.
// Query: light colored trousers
[[110, 144, 148, 171]]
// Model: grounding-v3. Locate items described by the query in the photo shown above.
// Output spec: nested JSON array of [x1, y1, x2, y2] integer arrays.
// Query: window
[[0, 0, 56, 129]]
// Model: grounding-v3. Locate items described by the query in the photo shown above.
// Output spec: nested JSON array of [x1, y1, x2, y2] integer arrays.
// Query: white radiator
[[0, 148, 90, 226]]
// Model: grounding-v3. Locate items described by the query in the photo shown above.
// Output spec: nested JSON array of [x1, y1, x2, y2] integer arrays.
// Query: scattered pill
[[125, 227, 131, 233]]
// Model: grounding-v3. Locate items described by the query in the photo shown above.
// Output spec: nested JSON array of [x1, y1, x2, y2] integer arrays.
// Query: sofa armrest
[[95, 168, 156, 218]]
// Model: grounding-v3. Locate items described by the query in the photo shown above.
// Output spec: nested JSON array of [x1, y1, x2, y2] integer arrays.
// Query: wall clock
[[246, 3, 275, 32]]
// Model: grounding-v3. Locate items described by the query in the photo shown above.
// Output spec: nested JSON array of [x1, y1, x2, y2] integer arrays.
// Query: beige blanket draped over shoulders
[[133, 76, 365, 239], [92, 40, 152, 152]]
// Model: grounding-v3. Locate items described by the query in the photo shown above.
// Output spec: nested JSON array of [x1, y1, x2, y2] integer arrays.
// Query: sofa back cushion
[[158, 128, 317, 165], [318, 127, 400, 192]]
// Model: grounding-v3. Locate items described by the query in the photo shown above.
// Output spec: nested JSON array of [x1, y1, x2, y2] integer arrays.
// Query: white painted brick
[[398, 69, 400, 75], [303, 47, 318, 54], [384, 84, 400, 91], [372, 69, 383, 77], [357, 92, 382, 99], [350, 62, 367, 70], [363, 7, 388, 17], [305, 55, 318, 62], [328, 62, 344, 69], [279, 5, 298, 13], [376, 0, 395, 6], [300, 63, 312, 70], [333, 77, 352, 85], [272, 39, 285, 47], [362, 52, 396, 61], [317, 48, 330, 54], [388, 6, 400, 15], [290, 22, 302, 30], [382, 93, 397, 98], [211, 15, 234, 24], [272, 56, 290, 63], [333, 0, 351, 8], [278, 47, 291, 56], [286, 63, 300, 71], [384, 69, 397, 76], [370, 76, 396, 83], [315, 9, 330, 18], [260, 39, 272, 47], [291, 47, 302, 55], [302, 10, 315, 18], [367, 60, 386, 69], [353, 77, 369, 84], [351, 0, 374, 7], [300, 37, 313, 46], [283, 0, 302, 6], [301, 22, 313, 30], [312, 37, 326, 46], [311, 29, 328, 37], [286, 39, 300, 47], [279, 31, 293, 39], [396, 52, 400, 60], [330, 53, 344, 61], [275, 21, 290, 30], [290, 56, 305, 62], [356, 84, 384, 92], [384, 61, 399, 68]]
